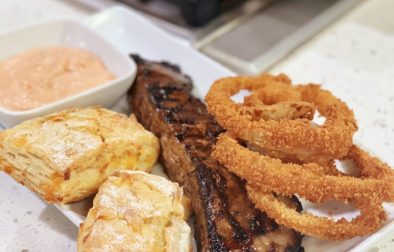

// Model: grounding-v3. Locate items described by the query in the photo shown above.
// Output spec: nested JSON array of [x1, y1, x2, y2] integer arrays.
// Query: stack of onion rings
[[205, 74, 394, 240], [205, 74, 358, 165]]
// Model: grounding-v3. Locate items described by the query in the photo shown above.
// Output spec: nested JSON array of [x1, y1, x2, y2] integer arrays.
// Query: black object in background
[[171, 0, 243, 26], [117, 0, 244, 27]]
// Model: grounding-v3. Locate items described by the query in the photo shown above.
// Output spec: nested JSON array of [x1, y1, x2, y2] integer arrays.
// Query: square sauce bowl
[[0, 19, 136, 128]]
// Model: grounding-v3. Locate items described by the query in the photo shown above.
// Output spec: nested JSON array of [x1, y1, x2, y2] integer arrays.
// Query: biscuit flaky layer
[[0, 107, 159, 203], [78, 170, 192, 252]]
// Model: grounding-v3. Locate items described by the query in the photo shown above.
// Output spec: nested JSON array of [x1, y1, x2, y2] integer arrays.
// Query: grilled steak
[[128, 55, 303, 252]]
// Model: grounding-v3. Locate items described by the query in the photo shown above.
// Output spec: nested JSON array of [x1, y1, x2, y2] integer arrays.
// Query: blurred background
[[73, 0, 361, 73]]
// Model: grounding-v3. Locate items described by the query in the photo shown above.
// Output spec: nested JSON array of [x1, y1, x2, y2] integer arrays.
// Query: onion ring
[[239, 74, 316, 121], [246, 142, 343, 175], [243, 81, 301, 106], [212, 134, 394, 203], [246, 184, 387, 240], [205, 75, 358, 163], [348, 145, 394, 179], [240, 101, 316, 121]]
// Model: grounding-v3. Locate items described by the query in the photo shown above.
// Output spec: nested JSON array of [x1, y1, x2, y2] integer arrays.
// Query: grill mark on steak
[[128, 54, 304, 252]]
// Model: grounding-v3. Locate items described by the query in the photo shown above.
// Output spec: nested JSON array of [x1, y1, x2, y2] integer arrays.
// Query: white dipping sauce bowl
[[0, 19, 136, 128]]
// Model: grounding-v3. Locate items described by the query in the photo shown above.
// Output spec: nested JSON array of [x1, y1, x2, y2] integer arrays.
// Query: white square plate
[[56, 6, 394, 252]]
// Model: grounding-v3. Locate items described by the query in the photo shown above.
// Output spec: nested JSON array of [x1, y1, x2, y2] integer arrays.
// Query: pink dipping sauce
[[0, 46, 115, 111]]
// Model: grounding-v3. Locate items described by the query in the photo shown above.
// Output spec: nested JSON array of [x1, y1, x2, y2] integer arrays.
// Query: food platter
[[1, 4, 394, 251], [49, 6, 394, 251]]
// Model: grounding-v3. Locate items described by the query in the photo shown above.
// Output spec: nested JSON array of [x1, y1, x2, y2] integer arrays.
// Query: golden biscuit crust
[[78, 171, 192, 252], [0, 107, 159, 203]]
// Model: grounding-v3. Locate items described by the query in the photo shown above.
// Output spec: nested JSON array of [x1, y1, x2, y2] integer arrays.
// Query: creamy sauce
[[0, 46, 115, 111]]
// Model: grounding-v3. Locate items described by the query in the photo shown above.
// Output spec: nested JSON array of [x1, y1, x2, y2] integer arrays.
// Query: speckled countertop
[[0, 0, 393, 251]]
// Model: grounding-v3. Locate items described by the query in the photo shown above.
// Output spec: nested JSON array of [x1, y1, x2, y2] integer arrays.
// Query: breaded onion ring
[[240, 101, 316, 121], [349, 145, 394, 179], [205, 75, 358, 164], [243, 82, 301, 106], [246, 185, 387, 240], [246, 142, 343, 175], [241, 74, 315, 120], [212, 134, 394, 203]]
